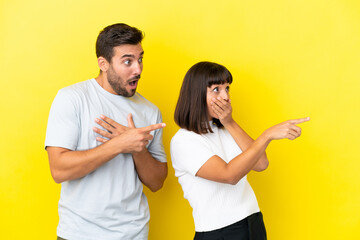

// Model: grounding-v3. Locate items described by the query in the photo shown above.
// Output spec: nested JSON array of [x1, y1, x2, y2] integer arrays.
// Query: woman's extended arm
[[196, 97, 309, 184], [224, 120, 269, 171]]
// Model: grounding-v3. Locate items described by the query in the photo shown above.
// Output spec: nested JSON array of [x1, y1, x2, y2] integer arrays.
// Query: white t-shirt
[[170, 123, 260, 232], [45, 79, 166, 240]]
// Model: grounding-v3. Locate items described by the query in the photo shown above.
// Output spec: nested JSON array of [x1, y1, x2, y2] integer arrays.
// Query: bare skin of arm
[[47, 117, 166, 191], [196, 96, 309, 185], [93, 114, 167, 192], [224, 120, 270, 172]]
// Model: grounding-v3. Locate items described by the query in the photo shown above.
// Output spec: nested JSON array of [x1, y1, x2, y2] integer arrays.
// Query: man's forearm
[[132, 149, 168, 192], [47, 139, 123, 183]]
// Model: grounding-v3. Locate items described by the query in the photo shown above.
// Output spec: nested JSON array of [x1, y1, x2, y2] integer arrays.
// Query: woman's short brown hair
[[174, 61, 233, 134]]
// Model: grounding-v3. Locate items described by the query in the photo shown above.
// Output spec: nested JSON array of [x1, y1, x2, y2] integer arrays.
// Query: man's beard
[[107, 68, 140, 97]]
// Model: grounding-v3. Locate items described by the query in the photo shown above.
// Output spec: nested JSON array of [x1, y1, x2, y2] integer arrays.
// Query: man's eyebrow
[[121, 51, 144, 59]]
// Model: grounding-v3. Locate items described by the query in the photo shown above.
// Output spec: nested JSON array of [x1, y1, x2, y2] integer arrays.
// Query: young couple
[[45, 23, 309, 240]]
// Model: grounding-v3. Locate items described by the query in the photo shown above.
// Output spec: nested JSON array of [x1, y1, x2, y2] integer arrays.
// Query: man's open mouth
[[129, 80, 137, 86]]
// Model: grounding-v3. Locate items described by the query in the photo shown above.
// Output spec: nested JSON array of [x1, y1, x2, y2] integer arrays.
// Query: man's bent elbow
[[50, 168, 67, 184], [150, 164, 168, 192], [148, 182, 164, 192], [51, 171, 63, 184], [147, 173, 167, 192]]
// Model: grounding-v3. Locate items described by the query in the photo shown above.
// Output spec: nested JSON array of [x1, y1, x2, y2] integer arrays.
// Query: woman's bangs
[[207, 71, 233, 87]]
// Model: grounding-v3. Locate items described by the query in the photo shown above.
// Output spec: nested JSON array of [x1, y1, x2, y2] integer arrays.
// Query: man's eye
[[138, 57, 143, 63], [124, 60, 131, 65]]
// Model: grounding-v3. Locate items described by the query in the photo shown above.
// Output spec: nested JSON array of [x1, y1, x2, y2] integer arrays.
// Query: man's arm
[[132, 150, 167, 192], [47, 121, 165, 183], [93, 114, 168, 192], [47, 142, 123, 184]]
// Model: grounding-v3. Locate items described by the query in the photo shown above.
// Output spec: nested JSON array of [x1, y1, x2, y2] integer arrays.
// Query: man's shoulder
[[55, 79, 94, 101], [59, 79, 93, 94]]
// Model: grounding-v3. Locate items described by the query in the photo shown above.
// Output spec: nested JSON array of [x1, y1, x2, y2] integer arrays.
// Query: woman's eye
[[226, 86, 230, 92], [213, 87, 219, 92]]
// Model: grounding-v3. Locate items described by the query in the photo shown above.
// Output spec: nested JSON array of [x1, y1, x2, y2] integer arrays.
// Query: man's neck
[[95, 73, 116, 94]]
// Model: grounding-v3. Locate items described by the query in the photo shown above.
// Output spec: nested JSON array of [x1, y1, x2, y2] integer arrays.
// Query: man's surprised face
[[106, 43, 144, 97]]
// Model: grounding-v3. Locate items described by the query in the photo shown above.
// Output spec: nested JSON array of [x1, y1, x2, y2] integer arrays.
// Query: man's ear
[[97, 57, 109, 72]]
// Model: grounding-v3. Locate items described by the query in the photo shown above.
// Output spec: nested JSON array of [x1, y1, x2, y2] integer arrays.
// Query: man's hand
[[93, 114, 166, 153], [93, 114, 128, 141], [92, 113, 167, 191]]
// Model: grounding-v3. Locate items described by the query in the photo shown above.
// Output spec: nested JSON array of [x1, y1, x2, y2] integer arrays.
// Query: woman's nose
[[221, 90, 230, 102]]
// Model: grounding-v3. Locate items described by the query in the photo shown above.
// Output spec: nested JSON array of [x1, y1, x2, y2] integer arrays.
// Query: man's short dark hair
[[174, 61, 233, 134], [96, 23, 144, 62]]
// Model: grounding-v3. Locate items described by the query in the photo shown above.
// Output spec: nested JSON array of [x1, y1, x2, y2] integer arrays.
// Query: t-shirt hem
[[190, 153, 216, 176], [45, 142, 76, 151], [194, 209, 261, 232]]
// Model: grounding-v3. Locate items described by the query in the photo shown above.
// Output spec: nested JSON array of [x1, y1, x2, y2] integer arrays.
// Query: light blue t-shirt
[[45, 79, 166, 240]]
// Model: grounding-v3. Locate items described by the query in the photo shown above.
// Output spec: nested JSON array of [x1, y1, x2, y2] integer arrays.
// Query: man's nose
[[133, 61, 143, 75]]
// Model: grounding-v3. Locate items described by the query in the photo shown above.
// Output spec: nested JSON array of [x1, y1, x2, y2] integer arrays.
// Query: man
[[45, 23, 167, 240]]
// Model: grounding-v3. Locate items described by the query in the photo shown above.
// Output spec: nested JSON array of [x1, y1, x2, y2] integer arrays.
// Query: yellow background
[[1, 0, 359, 239]]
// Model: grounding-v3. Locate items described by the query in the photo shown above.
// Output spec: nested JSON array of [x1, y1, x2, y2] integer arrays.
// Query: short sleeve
[[45, 89, 80, 150], [170, 130, 215, 176], [147, 110, 166, 163]]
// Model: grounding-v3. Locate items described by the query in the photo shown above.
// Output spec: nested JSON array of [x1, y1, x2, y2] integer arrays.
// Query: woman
[[170, 61, 309, 240]]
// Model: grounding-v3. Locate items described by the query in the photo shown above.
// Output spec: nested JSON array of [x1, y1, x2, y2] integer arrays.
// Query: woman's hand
[[211, 97, 234, 126], [263, 117, 310, 141]]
